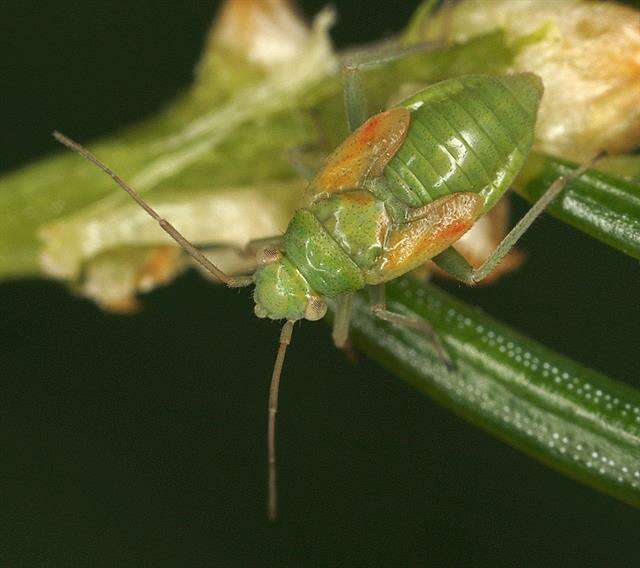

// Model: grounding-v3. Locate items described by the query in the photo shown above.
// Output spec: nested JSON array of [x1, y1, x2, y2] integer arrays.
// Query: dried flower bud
[[208, 0, 310, 68], [81, 246, 185, 314]]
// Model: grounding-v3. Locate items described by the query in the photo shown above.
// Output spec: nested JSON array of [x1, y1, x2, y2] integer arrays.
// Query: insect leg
[[341, 39, 443, 70], [369, 282, 386, 309], [433, 155, 604, 284], [268, 319, 295, 521], [341, 39, 441, 133], [287, 147, 317, 182], [371, 284, 454, 371], [342, 64, 368, 132], [53, 132, 253, 288], [245, 236, 283, 257], [331, 293, 354, 349]]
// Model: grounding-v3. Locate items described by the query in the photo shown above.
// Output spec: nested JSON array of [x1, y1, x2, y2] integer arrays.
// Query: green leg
[[341, 40, 441, 133], [342, 65, 368, 132], [433, 157, 601, 284], [342, 39, 443, 69], [287, 147, 318, 182], [245, 236, 283, 256], [370, 284, 454, 371], [294, 47, 437, 189], [332, 293, 354, 349]]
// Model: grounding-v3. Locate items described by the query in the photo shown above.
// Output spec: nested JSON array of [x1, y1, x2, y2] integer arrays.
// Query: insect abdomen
[[384, 74, 543, 212]]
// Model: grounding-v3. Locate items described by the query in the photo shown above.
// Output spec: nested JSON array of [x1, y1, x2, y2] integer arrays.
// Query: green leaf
[[349, 278, 640, 507], [515, 153, 640, 260]]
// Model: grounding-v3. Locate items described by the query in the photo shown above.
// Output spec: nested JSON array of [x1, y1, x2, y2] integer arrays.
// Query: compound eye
[[304, 296, 328, 321], [256, 246, 282, 266], [254, 303, 269, 319]]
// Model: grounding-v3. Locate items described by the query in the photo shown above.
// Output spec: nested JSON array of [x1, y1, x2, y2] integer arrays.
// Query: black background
[[2, 1, 639, 566]]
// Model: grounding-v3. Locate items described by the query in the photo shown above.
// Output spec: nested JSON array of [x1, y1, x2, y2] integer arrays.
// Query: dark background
[[2, 1, 639, 566]]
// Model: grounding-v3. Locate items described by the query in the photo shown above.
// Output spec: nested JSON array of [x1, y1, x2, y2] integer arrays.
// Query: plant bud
[[207, 0, 310, 68], [421, 0, 640, 161]]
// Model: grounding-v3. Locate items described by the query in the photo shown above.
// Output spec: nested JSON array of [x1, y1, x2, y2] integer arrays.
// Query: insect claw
[[442, 354, 457, 373]]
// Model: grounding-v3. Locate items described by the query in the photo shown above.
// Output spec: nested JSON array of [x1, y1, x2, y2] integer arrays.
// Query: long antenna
[[268, 319, 295, 521], [52, 131, 252, 288]]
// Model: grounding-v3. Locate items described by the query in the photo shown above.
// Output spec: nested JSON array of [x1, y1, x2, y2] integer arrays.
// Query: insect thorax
[[253, 190, 394, 320]]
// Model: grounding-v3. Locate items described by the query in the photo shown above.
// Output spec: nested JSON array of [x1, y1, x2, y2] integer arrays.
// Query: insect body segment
[[253, 257, 313, 321], [313, 190, 389, 270], [385, 74, 542, 212], [252, 73, 543, 321]]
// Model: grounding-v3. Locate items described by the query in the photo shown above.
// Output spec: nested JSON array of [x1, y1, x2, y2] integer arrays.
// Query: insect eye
[[304, 297, 328, 321], [254, 304, 269, 319], [256, 246, 282, 266]]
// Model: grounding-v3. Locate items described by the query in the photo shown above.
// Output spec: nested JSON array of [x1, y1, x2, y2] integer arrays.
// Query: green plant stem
[[349, 278, 640, 507], [515, 153, 640, 260]]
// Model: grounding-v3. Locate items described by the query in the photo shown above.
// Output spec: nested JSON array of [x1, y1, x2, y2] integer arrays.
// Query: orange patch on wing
[[361, 114, 382, 143], [343, 191, 375, 205], [431, 198, 525, 284], [368, 193, 483, 283], [308, 107, 410, 201], [438, 220, 471, 241]]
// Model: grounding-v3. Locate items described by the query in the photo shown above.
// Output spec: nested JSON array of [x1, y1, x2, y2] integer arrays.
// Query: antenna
[[268, 319, 295, 521], [52, 131, 253, 288]]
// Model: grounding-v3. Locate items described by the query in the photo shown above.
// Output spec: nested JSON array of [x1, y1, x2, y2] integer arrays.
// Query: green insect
[[54, 58, 595, 519]]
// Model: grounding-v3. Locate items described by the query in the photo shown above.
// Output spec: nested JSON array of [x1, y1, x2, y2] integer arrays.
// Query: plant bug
[[54, 50, 600, 519]]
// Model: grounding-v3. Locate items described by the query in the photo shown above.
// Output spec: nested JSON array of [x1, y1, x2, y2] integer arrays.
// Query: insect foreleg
[[371, 284, 454, 371], [245, 236, 283, 257], [341, 40, 442, 70], [53, 132, 253, 288], [331, 293, 354, 349], [433, 154, 604, 284], [341, 40, 441, 133], [286, 147, 317, 182], [342, 64, 368, 132]]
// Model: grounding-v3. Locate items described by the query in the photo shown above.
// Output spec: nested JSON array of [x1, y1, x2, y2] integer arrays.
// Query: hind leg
[[434, 155, 604, 284], [371, 284, 454, 371]]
